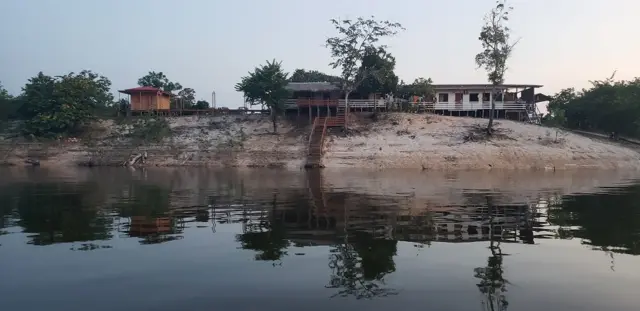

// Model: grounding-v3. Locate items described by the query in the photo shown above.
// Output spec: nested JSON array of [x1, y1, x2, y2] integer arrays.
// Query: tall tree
[[355, 48, 399, 96], [137, 71, 183, 93], [475, 0, 518, 134], [326, 17, 404, 126], [289, 69, 342, 83], [235, 60, 290, 133]]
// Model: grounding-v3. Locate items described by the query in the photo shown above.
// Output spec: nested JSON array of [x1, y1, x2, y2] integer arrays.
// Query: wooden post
[[308, 101, 311, 124]]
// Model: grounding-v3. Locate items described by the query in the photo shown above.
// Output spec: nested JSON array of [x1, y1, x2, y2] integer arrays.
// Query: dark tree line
[[543, 76, 640, 138]]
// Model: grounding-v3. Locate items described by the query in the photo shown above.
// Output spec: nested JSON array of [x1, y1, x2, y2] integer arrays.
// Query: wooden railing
[[320, 117, 329, 154], [286, 99, 529, 110], [307, 117, 318, 152]]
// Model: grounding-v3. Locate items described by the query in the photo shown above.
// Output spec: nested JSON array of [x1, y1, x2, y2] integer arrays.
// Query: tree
[[326, 17, 404, 126], [137, 71, 183, 93], [20, 71, 114, 137], [176, 87, 196, 109], [0, 82, 21, 121], [542, 88, 576, 126], [193, 100, 210, 109], [235, 60, 290, 133], [0, 82, 9, 100], [475, 0, 518, 135], [354, 48, 399, 96], [289, 69, 342, 83]]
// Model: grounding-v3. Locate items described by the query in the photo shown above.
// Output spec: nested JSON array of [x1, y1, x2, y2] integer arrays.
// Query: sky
[[1, 0, 639, 109]]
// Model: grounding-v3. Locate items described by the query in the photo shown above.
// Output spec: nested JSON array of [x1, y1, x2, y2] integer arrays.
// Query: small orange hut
[[118, 86, 172, 111]]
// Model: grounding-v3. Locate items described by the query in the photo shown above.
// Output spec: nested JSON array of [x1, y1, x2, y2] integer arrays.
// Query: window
[[470, 93, 480, 102], [482, 93, 491, 101], [438, 93, 449, 102]]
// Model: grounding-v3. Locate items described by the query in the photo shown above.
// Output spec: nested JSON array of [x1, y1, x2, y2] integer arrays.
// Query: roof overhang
[[432, 84, 543, 91], [118, 87, 173, 96]]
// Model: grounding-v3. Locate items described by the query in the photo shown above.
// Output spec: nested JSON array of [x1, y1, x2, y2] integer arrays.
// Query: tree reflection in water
[[11, 182, 113, 246], [236, 193, 291, 262], [327, 232, 398, 299], [474, 196, 509, 311]]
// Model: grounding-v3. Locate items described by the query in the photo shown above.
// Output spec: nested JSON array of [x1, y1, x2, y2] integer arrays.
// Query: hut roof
[[118, 86, 172, 96]]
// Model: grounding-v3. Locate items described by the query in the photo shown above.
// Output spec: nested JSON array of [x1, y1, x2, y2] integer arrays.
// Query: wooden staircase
[[305, 110, 347, 168], [326, 106, 346, 127], [305, 117, 327, 168]]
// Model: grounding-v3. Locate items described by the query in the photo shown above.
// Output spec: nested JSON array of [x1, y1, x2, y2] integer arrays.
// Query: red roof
[[118, 86, 172, 96]]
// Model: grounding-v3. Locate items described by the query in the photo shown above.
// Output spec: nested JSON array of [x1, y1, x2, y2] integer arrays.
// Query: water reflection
[[1, 168, 640, 308]]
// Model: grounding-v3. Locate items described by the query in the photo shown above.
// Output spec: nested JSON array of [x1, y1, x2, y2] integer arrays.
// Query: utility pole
[[211, 91, 216, 109]]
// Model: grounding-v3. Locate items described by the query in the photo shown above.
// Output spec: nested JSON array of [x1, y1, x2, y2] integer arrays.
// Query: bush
[[127, 117, 172, 143], [18, 71, 114, 138]]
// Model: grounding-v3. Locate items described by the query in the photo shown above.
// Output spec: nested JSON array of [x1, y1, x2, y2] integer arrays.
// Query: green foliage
[[178, 88, 196, 106], [194, 100, 210, 109], [355, 48, 399, 96], [0, 82, 9, 100], [137, 71, 183, 93], [127, 117, 172, 143], [475, 0, 516, 85], [326, 17, 404, 95], [235, 59, 290, 133], [545, 77, 640, 138], [542, 88, 576, 126], [172, 87, 197, 109], [476, 0, 517, 133], [397, 77, 434, 99], [0, 82, 22, 122], [20, 71, 114, 138], [289, 69, 342, 83], [116, 98, 130, 116]]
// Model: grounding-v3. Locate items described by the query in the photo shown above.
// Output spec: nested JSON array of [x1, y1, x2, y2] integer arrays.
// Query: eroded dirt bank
[[1, 113, 639, 170]]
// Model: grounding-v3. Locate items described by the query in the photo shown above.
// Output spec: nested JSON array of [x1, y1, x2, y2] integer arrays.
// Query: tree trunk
[[344, 91, 351, 130], [487, 85, 496, 135], [271, 110, 277, 134]]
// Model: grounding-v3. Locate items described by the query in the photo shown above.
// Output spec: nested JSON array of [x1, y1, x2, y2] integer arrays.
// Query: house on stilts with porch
[[282, 82, 547, 167]]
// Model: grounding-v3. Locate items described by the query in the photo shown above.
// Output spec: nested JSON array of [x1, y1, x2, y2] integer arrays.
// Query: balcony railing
[[285, 99, 529, 110]]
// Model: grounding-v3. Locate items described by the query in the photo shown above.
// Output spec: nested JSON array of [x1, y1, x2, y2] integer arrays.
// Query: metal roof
[[286, 82, 340, 92], [432, 84, 543, 90], [118, 86, 172, 96]]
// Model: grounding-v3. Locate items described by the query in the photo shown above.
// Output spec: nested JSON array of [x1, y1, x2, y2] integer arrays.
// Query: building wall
[[434, 89, 522, 110], [157, 95, 170, 110], [130, 93, 171, 110], [130, 93, 155, 111]]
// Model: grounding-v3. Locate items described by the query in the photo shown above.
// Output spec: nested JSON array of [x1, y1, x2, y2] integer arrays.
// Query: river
[[1, 167, 640, 311]]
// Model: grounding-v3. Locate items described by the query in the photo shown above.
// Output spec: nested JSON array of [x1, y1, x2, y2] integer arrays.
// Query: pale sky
[[1, 0, 639, 108]]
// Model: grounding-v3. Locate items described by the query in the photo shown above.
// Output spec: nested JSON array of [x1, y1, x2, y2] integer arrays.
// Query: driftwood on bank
[[24, 158, 40, 166], [124, 151, 147, 166]]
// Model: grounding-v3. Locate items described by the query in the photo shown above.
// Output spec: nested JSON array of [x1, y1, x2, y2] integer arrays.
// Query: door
[[454, 93, 463, 110]]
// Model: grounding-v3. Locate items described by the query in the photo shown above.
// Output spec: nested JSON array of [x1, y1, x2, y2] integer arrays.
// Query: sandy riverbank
[[1, 113, 639, 170]]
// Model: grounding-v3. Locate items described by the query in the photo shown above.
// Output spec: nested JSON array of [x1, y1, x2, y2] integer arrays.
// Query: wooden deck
[[130, 108, 270, 116], [285, 99, 531, 111]]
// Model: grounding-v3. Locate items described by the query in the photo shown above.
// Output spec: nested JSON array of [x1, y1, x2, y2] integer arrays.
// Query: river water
[[1, 168, 640, 311]]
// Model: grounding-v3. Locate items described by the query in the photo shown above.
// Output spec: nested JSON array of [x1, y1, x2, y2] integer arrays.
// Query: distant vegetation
[[544, 75, 640, 138], [0, 71, 209, 139]]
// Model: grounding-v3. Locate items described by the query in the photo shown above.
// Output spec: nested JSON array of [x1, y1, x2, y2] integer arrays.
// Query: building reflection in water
[[4, 169, 640, 305], [186, 171, 542, 300]]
